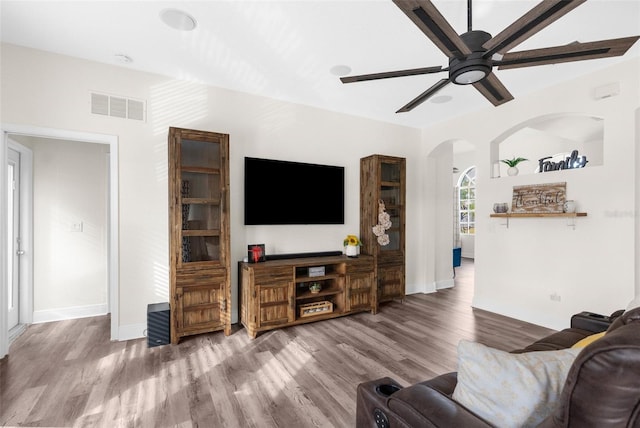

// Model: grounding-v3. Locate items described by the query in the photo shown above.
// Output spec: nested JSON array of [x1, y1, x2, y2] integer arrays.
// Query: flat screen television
[[244, 157, 345, 225]]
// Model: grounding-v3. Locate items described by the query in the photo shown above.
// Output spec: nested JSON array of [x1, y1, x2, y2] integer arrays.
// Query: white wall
[[2, 43, 638, 336], [0, 44, 424, 338], [422, 58, 639, 330], [496, 116, 604, 177], [12, 136, 108, 322]]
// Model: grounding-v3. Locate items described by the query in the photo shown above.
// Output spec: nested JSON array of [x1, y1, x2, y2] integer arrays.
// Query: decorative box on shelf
[[308, 266, 325, 277], [299, 301, 333, 318]]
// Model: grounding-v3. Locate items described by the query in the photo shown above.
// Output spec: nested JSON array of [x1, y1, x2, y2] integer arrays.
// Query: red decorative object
[[248, 244, 265, 263]]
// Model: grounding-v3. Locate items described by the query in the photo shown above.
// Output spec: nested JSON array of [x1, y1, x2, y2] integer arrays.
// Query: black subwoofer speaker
[[147, 302, 170, 347]]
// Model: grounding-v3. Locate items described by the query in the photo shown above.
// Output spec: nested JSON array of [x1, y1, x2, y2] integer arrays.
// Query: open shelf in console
[[294, 262, 345, 319]]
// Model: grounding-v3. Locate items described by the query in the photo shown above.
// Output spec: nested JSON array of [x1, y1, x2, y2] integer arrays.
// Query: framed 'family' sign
[[512, 182, 566, 213]]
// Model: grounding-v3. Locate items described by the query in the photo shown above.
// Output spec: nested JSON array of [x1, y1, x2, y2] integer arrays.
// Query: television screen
[[244, 157, 345, 225]]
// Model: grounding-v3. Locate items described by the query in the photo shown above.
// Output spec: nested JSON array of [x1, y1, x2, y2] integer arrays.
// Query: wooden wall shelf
[[490, 212, 587, 218], [490, 212, 587, 229]]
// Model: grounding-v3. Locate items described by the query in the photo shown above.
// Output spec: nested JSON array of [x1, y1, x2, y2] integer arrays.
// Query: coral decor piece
[[372, 199, 392, 246]]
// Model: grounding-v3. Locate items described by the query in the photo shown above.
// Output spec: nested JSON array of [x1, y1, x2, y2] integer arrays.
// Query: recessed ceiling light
[[430, 95, 453, 104], [115, 54, 132, 64], [330, 65, 352, 76], [160, 8, 197, 31]]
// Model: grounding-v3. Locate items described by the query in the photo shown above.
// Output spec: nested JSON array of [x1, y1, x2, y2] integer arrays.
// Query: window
[[457, 166, 475, 235]]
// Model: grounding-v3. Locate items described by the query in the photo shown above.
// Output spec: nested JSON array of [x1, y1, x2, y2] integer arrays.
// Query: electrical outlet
[[71, 221, 84, 232], [550, 293, 561, 302]]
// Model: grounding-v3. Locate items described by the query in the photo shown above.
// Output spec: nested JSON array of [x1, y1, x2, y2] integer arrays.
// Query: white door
[[7, 147, 21, 330]]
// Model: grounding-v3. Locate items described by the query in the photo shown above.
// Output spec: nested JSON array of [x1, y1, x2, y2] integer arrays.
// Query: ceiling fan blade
[[396, 78, 450, 113], [472, 73, 514, 106], [483, 0, 586, 58], [496, 36, 640, 70], [393, 0, 471, 58], [340, 66, 444, 83]]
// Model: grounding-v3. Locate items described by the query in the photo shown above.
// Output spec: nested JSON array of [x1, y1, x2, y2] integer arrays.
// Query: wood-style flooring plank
[[0, 259, 556, 427]]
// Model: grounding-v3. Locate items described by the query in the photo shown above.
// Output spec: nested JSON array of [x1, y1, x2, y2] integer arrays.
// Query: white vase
[[345, 245, 358, 257], [563, 200, 576, 213], [507, 166, 519, 176]]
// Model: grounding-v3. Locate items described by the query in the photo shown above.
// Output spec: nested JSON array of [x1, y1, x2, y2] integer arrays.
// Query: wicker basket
[[299, 301, 333, 318]]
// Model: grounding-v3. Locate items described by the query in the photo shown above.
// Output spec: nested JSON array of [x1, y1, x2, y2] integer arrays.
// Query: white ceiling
[[1, 0, 639, 129]]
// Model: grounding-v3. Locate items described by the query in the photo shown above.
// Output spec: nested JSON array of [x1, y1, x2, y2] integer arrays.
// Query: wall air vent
[[91, 93, 109, 115], [90, 91, 146, 121], [127, 99, 145, 121]]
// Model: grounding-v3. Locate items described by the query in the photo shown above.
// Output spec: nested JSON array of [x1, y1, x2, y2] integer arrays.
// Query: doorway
[[7, 147, 21, 336], [1, 124, 119, 359]]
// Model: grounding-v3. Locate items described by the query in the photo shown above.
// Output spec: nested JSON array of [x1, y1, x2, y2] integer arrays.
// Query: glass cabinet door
[[380, 161, 403, 252], [180, 138, 222, 264]]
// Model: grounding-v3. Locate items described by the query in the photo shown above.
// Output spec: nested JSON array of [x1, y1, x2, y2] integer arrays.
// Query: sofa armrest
[[570, 311, 613, 333], [356, 375, 492, 428]]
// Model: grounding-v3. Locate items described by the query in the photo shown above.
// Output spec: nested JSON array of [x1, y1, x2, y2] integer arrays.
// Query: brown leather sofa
[[356, 307, 640, 427]]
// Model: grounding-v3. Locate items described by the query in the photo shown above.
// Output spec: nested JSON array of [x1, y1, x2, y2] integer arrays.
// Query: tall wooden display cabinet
[[360, 155, 406, 305], [169, 127, 231, 343]]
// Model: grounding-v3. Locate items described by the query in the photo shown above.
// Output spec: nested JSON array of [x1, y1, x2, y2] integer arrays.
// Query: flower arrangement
[[372, 199, 392, 246], [343, 234, 362, 247], [500, 156, 528, 167]]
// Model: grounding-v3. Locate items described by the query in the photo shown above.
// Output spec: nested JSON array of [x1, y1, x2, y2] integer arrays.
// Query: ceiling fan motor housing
[[449, 30, 493, 84]]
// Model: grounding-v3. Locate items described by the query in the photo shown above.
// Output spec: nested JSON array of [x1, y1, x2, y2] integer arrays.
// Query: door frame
[[7, 142, 33, 334], [0, 124, 119, 358]]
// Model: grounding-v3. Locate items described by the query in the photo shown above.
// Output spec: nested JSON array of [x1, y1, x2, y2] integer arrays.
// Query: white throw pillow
[[452, 340, 581, 428]]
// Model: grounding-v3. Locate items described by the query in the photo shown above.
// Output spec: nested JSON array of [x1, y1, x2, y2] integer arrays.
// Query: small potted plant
[[343, 234, 362, 257], [309, 282, 322, 294], [500, 156, 528, 176]]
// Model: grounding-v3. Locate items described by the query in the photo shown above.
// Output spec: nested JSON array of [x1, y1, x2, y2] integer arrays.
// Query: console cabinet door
[[174, 268, 226, 334], [251, 265, 295, 330], [256, 282, 295, 328], [345, 258, 375, 312], [378, 264, 405, 302], [346, 272, 374, 312]]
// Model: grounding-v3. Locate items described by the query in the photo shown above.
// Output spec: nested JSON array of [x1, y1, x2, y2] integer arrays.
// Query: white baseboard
[[117, 323, 147, 341], [33, 303, 107, 324], [436, 279, 455, 290], [407, 282, 437, 294], [118, 310, 240, 342]]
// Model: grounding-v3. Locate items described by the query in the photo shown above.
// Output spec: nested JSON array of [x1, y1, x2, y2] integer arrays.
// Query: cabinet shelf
[[182, 197, 221, 205], [181, 229, 220, 237], [296, 288, 342, 300], [295, 273, 341, 283], [181, 166, 221, 174]]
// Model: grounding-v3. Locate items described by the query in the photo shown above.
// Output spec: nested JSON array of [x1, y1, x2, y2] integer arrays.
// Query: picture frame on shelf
[[248, 244, 266, 263], [511, 182, 566, 214]]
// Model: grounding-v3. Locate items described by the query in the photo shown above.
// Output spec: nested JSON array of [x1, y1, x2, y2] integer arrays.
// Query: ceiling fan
[[340, 0, 639, 113]]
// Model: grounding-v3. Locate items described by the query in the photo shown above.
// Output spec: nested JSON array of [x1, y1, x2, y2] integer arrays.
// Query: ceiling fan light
[[449, 52, 492, 86], [453, 69, 487, 84]]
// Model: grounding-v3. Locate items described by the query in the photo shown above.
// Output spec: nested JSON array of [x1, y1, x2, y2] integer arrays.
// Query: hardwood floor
[[0, 259, 554, 427]]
